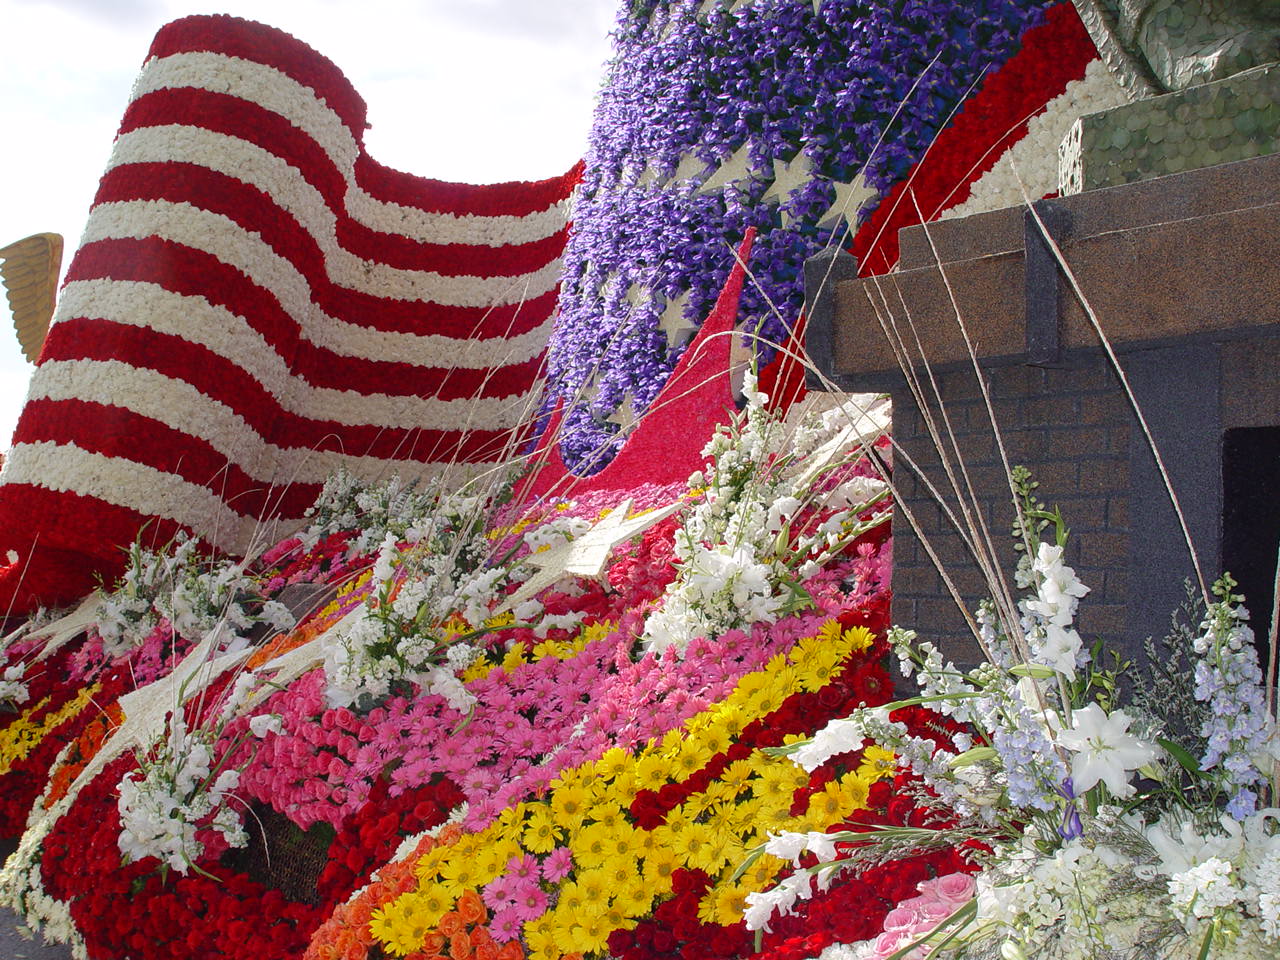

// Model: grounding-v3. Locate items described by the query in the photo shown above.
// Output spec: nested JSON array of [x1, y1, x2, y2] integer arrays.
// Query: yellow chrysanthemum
[[858, 745, 898, 782], [522, 805, 564, 853], [655, 806, 694, 843], [693, 721, 731, 758], [732, 671, 770, 703], [677, 821, 729, 874], [600, 820, 638, 860], [438, 855, 480, 897], [608, 768, 642, 806], [633, 826, 659, 855], [494, 803, 532, 842], [0, 684, 99, 776], [500, 643, 527, 673], [671, 738, 713, 779], [640, 845, 680, 892], [462, 657, 495, 682], [804, 778, 861, 826], [749, 800, 796, 836], [568, 913, 611, 954], [524, 915, 559, 960], [369, 897, 432, 957], [552, 764, 594, 793], [571, 820, 615, 870], [603, 902, 637, 933], [574, 868, 612, 916], [815, 618, 844, 645], [634, 752, 671, 791], [470, 841, 509, 881], [795, 645, 844, 692], [843, 624, 874, 652], [530, 638, 563, 660], [600, 854, 641, 892], [414, 844, 449, 882], [483, 837, 523, 879], [550, 784, 590, 830], [720, 758, 756, 790], [614, 882, 654, 918], [591, 802, 627, 833], [700, 883, 751, 927], [659, 727, 685, 757], [752, 765, 807, 806], [597, 747, 631, 781], [681, 788, 721, 820], [556, 881, 588, 919]]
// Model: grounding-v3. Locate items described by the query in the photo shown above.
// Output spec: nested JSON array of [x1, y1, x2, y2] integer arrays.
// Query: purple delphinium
[[548, 0, 1056, 472], [1192, 576, 1276, 819]]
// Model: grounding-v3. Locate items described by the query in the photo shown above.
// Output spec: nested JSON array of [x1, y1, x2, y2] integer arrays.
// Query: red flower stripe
[[15, 398, 309, 522], [851, 2, 1098, 274], [143, 16, 368, 136], [91, 162, 564, 319], [145, 16, 584, 216], [35, 319, 530, 465], [119, 89, 351, 211]]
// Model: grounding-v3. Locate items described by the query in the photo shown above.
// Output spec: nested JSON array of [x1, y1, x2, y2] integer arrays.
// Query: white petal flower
[[1054, 704, 1155, 797]]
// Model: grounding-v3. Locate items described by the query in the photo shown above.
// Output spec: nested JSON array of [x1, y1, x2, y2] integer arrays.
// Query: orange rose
[[456, 890, 486, 926]]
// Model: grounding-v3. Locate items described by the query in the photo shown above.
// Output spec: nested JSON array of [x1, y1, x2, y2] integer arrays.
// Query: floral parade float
[[2, 2, 1276, 960]]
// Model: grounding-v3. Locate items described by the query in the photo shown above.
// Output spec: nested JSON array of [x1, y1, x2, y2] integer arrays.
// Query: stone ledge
[[809, 152, 1280, 385]]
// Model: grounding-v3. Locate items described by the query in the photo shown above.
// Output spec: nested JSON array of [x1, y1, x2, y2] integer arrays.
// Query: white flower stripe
[[131, 53, 570, 246], [80, 199, 565, 308], [940, 59, 1128, 222], [32, 357, 534, 449], [20, 368, 528, 508], [3, 432, 508, 557], [344, 188, 572, 250], [4, 441, 257, 553], [56, 279, 550, 394], [304, 303, 555, 368], [105, 125, 566, 277], [132, 51, 361, 171]]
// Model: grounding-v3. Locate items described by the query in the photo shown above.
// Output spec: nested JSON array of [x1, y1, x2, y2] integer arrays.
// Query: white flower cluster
[[322, 548, 485, 711], [971, 808, 1280, 959], [319, 475, 520, 710], [787, 708, 904, 773], [95, 533, 293, 659], [978, 836, 1137, 955], [642, 376, 888, 654], [116, 715, 247, 874], [1148, 810, 1280, 945], [744, 872, 821, 933], [0, 664, 30, 707], [300, 470, 488, 559], [1018, 541, 1090, 680]]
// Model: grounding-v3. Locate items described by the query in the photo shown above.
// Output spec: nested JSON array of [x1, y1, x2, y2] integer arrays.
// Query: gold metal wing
[[0, 232, 63, 363]]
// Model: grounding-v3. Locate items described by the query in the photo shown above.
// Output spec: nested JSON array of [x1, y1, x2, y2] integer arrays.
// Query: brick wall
[[890, 351, 1137, 666]]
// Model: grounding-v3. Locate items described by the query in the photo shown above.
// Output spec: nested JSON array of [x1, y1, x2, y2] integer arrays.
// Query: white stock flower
[[248, 713, 283, 738], [1168, 857, 1243, 921]]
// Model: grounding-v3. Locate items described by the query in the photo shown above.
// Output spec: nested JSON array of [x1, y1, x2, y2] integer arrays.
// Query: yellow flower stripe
[[0, 683, 101, 777], [462, 620, 618, 684], [371, 621, 883, 959]]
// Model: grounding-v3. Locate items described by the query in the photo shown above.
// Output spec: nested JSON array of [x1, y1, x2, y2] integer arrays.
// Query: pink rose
[[872, 930, 907, 959], [882, 906, 921, 931], [933, 872, 977, 906], [915, 898, 955, 925]]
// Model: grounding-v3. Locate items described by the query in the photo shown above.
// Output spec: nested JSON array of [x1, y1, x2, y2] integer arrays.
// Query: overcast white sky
[[0, 0, 619, 449]]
